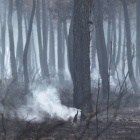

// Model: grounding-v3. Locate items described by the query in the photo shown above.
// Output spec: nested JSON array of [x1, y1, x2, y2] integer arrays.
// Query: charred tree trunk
[[73, 0, 92, 113]]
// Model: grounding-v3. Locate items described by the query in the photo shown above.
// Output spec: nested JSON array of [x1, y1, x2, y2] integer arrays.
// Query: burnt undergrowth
[[0, 76, 140, 140]]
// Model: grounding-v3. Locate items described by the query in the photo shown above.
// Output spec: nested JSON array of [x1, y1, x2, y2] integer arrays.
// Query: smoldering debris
[[17, 86, 81, 121]]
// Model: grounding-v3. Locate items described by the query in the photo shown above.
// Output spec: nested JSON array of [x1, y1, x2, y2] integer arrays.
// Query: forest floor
[[1, 108, 140, 140], [1, 81, 140, 140]]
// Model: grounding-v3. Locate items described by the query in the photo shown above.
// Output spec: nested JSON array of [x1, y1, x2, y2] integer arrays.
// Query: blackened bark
[[73, 0, 92, 113], [8, 0, 17, 78]]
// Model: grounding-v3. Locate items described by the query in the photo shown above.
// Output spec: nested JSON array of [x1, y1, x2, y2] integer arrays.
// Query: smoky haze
[[0, 0, 139, 130]]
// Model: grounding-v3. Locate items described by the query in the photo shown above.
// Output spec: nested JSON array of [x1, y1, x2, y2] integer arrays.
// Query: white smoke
[[18, 86, 80, 121]]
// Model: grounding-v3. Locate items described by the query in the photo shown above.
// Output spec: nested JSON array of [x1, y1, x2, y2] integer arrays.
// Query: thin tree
[[49, 10, 55, 73], [68, 14, 74, 82], [136, 0, 140, 77], [106, 0, 112, 58], [95, 0, 109, 99], [1, 0, 6, 79], [57, 10, 65, 84], [42, 0, 49, 77], [36, 0, 49, 77], [16, 0, 23, 69], [122, 0, 140, 93], [115, 4, 122, 69], [8, 0, 17, 78], [91, 31, 96, 71], [111, 0, 117, 76], [23, 0, 36, 92]]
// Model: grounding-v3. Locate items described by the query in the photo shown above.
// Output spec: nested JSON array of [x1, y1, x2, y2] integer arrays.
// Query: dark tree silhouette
[[73, 0, 93, 113]]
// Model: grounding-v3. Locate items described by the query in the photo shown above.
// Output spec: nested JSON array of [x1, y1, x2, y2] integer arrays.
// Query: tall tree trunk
[[68, 15, 74, 82], [122, 25, 126, 77], [63, 20, 68, 48], [91, 6, 97, 71], [115, 5, 122, 68], [42, 0, 49, 77], [111, 0, 117, 75], [122, 0, 140, 93], [23, 0, 36, 92], [57, 15, 64, 84], [1, 0, 6, 79], [106, 0, 111, 58], [91, 31, 96, 71], [95, 0, 109, 99], [49, 11, 55, 73], [32, 29, 38, 71], [24, 13, 32, 74], [62, 23, 66, 72], [73, 0, 92, 113], [36, 0, 45, 77], [136, 0, 140, 77], [8, 0, 17, 78], [16, 0, 23, 69], [63, 20, 69, 73]]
